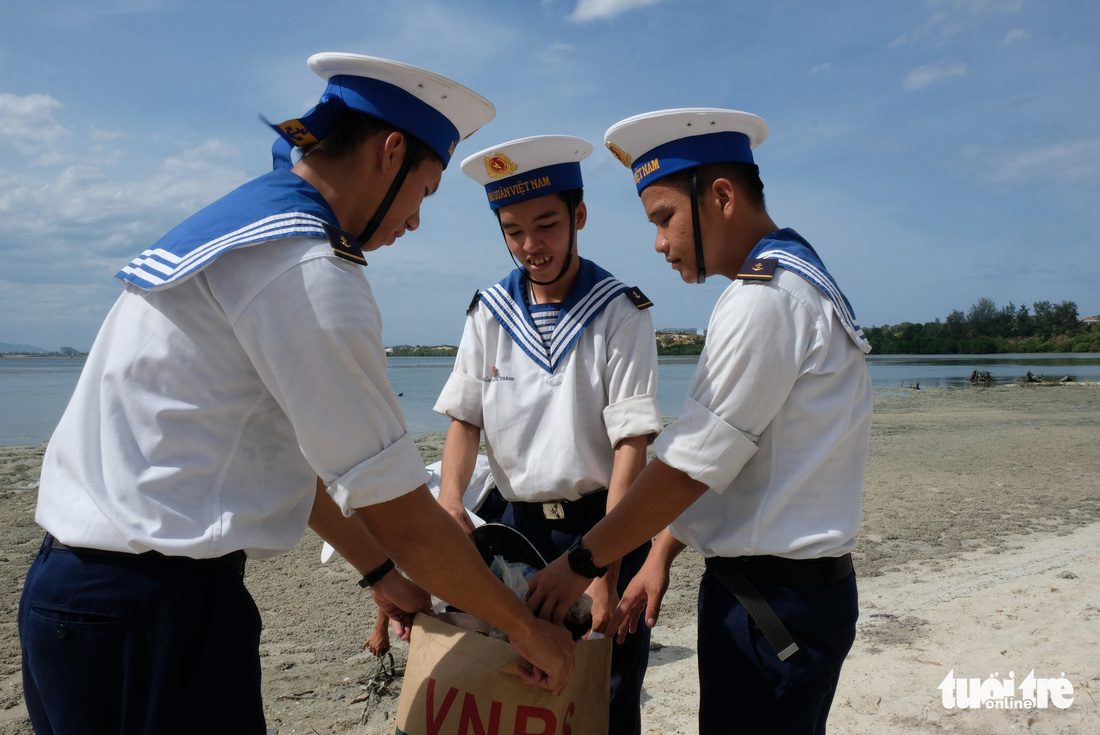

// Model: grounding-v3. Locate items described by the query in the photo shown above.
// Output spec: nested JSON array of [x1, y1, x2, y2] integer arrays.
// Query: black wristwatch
[[567, 537, 608, 579], [358, 558, 395, 588]]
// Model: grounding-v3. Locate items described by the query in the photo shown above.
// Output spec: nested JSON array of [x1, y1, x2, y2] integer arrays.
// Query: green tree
[[966, 297, 998, 337]]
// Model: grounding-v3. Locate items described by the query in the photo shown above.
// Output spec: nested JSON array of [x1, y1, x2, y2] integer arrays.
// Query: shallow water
[[2, 353, 1099, 446]]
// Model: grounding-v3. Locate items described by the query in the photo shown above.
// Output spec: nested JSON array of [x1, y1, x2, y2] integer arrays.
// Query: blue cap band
[[269, 75, 461, 168], [631, 131, 754, 193], [484, 162, 583, 210]]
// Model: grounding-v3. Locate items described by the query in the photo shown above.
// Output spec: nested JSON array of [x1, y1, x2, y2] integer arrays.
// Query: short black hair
[[299, 108, 443, 169], [557, 188, 584, 207], [660, 162, 765, 211]]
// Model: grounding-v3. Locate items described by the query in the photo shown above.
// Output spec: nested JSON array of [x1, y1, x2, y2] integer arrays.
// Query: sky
[[1, 0, 1098, 351]]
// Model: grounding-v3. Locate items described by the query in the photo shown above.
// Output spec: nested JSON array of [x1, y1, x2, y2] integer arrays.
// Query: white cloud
[[810, 63, 832, 75], [537, 41, 577, 64], [1002, 28, 1032, 46], [963, 138, 1100, 188], [902, 59, 967, 90], [907, 0, 1024, 46], [0, 93, 71, 158], [888, 34, 909, 49], [570, 0, 664, 22], [0, 137, 250, 266]]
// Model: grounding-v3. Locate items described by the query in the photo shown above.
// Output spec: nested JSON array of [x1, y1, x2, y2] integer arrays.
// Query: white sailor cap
[[269, 52, 496, 168], [603, 108, 768, 194], [460, 135, 592, 210]]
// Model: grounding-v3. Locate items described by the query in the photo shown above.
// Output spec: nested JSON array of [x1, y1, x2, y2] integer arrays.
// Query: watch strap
[[358, 558, 396, 588]]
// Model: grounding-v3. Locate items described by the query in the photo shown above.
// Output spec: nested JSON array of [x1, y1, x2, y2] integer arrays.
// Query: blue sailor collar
[[115, 168, 356, 291], [479, 257, 629, 373], [745, 228, 871, 354]]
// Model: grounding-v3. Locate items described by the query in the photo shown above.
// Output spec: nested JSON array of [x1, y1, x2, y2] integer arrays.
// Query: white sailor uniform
[[19, 50, 496, 735], [37, 168, 427, 558], [19, 168, 425, 735], [435, 258, 661, 503], [656, 229, 872, 733], [434, 257, 662, 735]]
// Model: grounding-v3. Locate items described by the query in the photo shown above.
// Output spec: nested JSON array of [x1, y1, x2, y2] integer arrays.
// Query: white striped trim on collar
[[481, 275, 626, 372], [756, 248, 870, 350], [548, 277, 623, 362], [118, 213, 329, 290], [480, 286, 552, 371]]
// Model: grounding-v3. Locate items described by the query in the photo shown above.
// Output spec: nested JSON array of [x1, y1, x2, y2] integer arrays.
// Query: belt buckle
[[542, 502, 565, 520]]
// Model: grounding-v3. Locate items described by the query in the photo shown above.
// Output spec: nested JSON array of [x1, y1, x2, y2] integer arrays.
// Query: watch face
[[568, 539, 606, 578], [568, 544, 586, 571]]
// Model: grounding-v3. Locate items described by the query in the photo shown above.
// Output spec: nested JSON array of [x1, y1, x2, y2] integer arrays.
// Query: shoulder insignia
[[466, 290, 481, 315], [323, 222, 367, 266], [736, 258, 778, 281], [625, 286, 653, 310]]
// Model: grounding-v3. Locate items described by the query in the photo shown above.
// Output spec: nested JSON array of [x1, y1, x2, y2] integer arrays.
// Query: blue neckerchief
[[115, 168, 340, 291], [479, 257, 628, 373], [749, 228, 871, 353]]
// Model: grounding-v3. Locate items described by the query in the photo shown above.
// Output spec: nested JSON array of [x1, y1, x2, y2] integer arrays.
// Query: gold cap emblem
[[484, 153, 518, 179], [606, 141, 632, 168], [277, 119, 318, 146]]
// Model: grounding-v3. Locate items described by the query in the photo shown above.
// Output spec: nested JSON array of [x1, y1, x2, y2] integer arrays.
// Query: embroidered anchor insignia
[[625, 286, 653, 310], [737, 258, 778, 281]]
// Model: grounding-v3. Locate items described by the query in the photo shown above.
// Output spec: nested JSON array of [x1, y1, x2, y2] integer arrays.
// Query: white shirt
[[36, 237, 427, 560], [656, 268, 872, 559], [434, 281, 662, 503]]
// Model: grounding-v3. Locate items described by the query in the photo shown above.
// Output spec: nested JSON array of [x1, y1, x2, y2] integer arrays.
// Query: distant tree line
[[865, 298, 1100, 354], [387, 345, 459, 357], [656, 334, 705, 356], [381, 299, 1100, 359]]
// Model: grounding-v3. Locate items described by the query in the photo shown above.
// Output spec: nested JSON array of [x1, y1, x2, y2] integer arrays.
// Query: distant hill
[[0, 342, 47, 354]]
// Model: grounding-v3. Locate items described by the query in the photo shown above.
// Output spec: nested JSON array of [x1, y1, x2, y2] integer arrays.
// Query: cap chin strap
[[499, 193, 577, 289], [690, 169, 706, 284], [357, 138, 421, 247]]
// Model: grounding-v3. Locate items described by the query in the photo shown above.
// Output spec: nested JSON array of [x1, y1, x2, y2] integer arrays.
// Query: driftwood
[[1021, 371, 1075, 384], [968, 370, 995, 383]]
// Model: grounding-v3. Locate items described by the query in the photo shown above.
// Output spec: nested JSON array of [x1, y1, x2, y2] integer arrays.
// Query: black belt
[[705, 553, 854, 662], [48, 535, 246, 577], [509, 489, 608, 521]]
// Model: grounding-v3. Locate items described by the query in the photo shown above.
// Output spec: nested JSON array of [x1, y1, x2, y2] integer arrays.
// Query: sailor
[[433, 135, 663, 735], [527, 109, 873, 734], [18, 53, 574, 734]]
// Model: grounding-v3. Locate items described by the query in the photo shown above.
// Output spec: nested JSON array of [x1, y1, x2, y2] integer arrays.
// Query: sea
[[2, 353, 1100, 447]]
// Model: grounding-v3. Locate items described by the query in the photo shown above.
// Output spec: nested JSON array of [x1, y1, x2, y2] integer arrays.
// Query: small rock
[[1058, 571, 1078, 580]]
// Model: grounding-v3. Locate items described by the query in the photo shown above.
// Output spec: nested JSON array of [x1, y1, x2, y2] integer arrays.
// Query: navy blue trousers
[[19, 536, 265, 735], [503, 504, 651, 735], [696, 566, 858, 734]]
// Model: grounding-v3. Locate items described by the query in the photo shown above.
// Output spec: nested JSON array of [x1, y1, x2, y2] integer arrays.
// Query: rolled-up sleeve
[[328, 432, 428, 510], [654, 397, 758, 492], [433, 312, 485, 427], [655, 280, 814, 493], [602, 304, 662, 447]]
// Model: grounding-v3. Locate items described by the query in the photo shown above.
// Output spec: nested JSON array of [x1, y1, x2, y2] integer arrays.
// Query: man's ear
[[710, 177, 737, 220], [378, 131, 406, 172], [574, 200, 588, 231]]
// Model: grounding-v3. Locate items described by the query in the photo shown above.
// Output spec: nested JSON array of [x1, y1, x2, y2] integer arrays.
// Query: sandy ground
[[1, 383, 1099, 734]]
